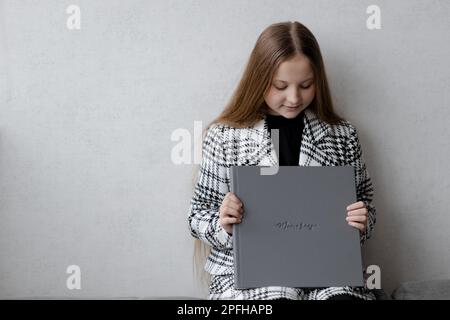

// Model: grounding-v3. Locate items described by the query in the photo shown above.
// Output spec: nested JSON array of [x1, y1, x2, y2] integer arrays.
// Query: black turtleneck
[[265, 110, 305, 166]]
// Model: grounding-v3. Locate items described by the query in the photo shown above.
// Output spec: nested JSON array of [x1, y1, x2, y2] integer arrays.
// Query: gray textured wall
[[0, 0, 449, 299]]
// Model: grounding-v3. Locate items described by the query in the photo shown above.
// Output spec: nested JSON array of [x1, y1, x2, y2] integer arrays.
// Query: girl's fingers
[[347, 207, 368, 216], [224, 201, 242, 212], [346, 215, 367, 223], [348, 221, 366, 232], [227, 192, 244, 207], [220, 205, 243, 219], [222, 216, 242, 225], [346, 201, 365, 211]]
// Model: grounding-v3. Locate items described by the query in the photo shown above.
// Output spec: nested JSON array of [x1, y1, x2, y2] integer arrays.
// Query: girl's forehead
[[274, 56, 314, 80]]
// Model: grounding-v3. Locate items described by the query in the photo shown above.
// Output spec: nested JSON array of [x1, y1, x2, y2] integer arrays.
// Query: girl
[[188, 21, 376, 300]]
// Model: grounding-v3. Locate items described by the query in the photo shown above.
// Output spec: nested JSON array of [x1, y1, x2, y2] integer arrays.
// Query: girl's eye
[[274, 84, 312, 90]]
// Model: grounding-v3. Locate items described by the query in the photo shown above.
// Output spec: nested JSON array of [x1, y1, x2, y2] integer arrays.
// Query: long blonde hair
[[192, 20, 345, 287]]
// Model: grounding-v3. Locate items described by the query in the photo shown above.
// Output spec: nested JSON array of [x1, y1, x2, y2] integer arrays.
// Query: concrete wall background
[[0, 0, 449, 298]]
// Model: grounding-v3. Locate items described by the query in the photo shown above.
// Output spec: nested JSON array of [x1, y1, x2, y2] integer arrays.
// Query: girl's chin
[[267, 106, 304, 117], [281, 109, 302, 117]]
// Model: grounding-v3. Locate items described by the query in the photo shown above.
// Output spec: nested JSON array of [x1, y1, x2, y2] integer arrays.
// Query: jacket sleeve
[[347, 125, 377, 245], [187, 124, 233, 250]]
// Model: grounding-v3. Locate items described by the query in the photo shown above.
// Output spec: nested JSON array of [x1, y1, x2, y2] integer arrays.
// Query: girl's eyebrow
[[274, 77, 314, 83]]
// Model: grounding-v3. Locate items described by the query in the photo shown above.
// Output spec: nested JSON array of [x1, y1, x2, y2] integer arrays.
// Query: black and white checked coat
[[188, 108, 377, 300]]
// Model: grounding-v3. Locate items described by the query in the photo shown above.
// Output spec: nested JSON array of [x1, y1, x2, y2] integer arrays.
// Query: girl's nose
[[286, 88, 302, 105]]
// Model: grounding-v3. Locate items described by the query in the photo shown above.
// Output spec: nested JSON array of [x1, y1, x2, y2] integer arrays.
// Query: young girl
[[188, 21, 376, 300]]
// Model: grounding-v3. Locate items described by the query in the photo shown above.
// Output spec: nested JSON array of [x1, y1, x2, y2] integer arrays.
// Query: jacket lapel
[[250, 108, 331, 166]]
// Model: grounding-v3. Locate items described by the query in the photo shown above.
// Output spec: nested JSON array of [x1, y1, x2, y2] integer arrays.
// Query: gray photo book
[[230, 165, 364, 289]]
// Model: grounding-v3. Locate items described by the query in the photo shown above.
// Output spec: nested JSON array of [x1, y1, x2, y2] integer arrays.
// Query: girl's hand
[[346, 201, 368, 233], [219, 192, 244, 235]]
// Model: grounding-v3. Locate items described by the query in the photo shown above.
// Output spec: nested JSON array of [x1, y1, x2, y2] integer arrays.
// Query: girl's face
[[264, 53, 316, 118]]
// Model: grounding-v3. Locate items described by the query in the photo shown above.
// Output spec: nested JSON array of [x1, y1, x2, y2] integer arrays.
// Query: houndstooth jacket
[[188, 107, 377, 300]]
